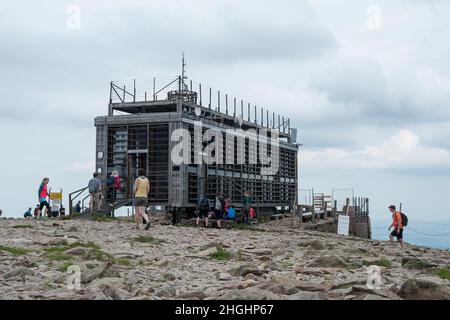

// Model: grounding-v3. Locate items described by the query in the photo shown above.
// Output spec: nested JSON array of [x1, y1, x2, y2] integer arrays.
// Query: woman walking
[[133, 168, 151, 230], [37, 178, 51, 219]]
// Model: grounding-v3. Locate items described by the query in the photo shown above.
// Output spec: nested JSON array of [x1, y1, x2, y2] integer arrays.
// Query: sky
[[0, 0, 450, 225]]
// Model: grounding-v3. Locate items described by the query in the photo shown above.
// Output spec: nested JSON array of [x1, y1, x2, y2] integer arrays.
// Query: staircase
[[69, 178, 132, 218]]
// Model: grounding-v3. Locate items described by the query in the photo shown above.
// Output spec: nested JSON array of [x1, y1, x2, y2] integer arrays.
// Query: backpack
[[227, 207, 235, 219], [106, 176, 115, 186], [215, 197, 222, 210], [199, 198, 209, 210], [249, 207, 256, 219], [88, 179, 99, 194], [114, 176, 121, 190], [400, 212, 408, 227]]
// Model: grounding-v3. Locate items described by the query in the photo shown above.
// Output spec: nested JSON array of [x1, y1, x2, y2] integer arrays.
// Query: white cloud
[[300, 129, 450, 171]]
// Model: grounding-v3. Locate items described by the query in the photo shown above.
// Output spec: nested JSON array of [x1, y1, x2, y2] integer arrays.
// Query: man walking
[[388, 205, 404, 249], [88, 172, 102, 214]]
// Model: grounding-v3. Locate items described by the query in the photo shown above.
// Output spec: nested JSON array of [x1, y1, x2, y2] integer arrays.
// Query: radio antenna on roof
[[182, 52, 187, 80]]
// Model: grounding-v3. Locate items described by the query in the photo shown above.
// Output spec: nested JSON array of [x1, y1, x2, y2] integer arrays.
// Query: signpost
[[50, 190, 63, 217], [337, 215, 350, 236]]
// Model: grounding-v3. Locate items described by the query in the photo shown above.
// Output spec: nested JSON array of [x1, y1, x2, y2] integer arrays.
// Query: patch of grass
[[43, 240, 113, 263], [281, 261, 295, 268], [115, 258, 131, 266], [11, 224, 34, 229], [59, 261, 75, 272], [0, 245, 29, 256], [131, 235, 158, 243], [62, 214, 79, 220], [436, 268, 450, 281], [364, 258, 391, 268], [70, 241, 101, 250], [257, 216, 270, 223], [47, 253, 73, 261], [44, 246, 67, 253], [210, 246, 231, 261], [44, 240, 100, 253]]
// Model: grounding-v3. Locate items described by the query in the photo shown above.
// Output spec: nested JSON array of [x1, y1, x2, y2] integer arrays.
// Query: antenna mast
[[182, 53, 186, 80], [180, 53, 189, 91]]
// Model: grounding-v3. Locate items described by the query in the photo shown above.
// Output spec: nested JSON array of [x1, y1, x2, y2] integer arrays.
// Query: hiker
[[59, 205, 66, 216], [223, 197, 230, 219], [23, 208, 32, 219], [133, 168, 151, 230], [33, 204, 40, 218], [243, 191, 252, 225], [214, 192, 225, 228], [37, 178, 51, 219], [107, 170, 121, 206], [88, 172, 102, 214], [388, 205, 405, 249], [196, 196, 210, 227], [74, 201, 81, 213]]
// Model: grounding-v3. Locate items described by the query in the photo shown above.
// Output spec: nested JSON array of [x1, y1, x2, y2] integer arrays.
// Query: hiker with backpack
[[88, 172, 102, 214], [214, 192, 225, 229], [196, 196, 210, 227], [242, 191, 252, 225], [388, 205, 407, 249], [107, 170, 121, 206]]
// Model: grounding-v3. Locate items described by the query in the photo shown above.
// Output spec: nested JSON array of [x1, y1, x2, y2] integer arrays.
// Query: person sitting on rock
[[23, 207, 32, 219]]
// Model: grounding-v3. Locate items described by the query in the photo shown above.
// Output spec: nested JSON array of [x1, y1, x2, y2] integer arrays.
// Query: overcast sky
[[1, 0, 449, 222]]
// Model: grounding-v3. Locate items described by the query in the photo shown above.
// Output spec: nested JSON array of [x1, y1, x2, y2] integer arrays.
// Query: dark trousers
[[172, 209, 181, 225], [243, 205, 250, 225]]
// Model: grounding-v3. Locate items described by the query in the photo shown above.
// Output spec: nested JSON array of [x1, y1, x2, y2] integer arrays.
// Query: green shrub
[[210, 246, 231, 261], [131, 235, 158, 243], [47, 253, 73, 261], [0, 245, 29, 256], [11, 224, 34, 229], [436, 268, 450, 281]]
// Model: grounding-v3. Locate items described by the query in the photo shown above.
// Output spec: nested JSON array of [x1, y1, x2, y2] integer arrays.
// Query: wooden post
[[345, 198, 350, 216], [333, 200, 337, 218], [311, 188, 316, 224]]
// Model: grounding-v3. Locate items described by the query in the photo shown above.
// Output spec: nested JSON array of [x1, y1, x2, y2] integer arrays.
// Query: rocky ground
[[0, 215, 449, 300]]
